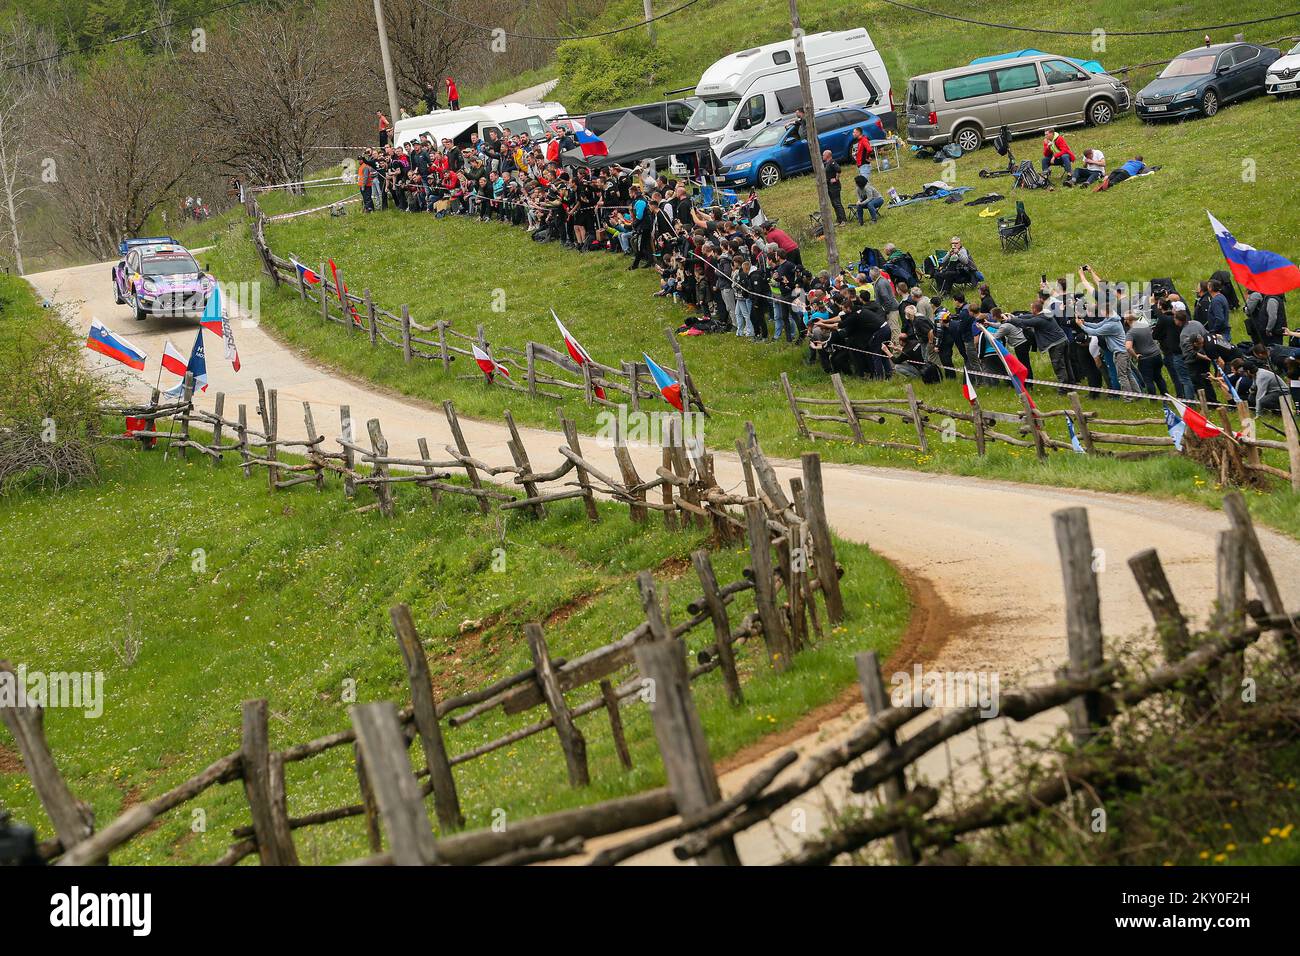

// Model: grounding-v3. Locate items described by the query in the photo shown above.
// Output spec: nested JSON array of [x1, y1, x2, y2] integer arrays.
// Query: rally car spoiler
[[118, 236, 178, 255]]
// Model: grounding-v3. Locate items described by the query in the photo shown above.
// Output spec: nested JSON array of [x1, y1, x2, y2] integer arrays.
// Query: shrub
[[555, 33, 667, 111]]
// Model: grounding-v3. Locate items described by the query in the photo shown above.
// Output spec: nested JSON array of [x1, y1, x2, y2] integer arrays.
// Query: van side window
[[942, 72, 994, 101], [826, 76, 844, 102], [740, 93, 766, 129], [994, 64, 1039, 92], [1042, 60, 1085, 84], [853, 66, 880, 105], [775, 86, 804, 115], [773, 50, 791, 65]]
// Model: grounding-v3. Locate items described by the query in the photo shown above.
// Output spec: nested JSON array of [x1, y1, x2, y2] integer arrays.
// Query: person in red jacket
[[446, 76, 459, 111], [1040, 128, 1074, 181], [852, 127, 875, 181]]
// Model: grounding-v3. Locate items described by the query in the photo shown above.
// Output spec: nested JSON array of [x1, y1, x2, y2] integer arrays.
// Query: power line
[[872, 1, 1300, 37], [413, 0, 702, 42], [3, 0, 258, 72]]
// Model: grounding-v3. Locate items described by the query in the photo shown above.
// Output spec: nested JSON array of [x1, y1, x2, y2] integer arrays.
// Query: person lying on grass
[[1093, 155, 1146, 191]]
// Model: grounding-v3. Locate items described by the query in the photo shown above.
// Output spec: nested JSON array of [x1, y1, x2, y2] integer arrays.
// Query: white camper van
[[392, 102, 566, 147], [685, 29, 893, 160]]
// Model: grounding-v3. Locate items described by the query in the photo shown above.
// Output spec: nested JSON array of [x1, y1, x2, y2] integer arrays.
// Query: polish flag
[[161, 339, 189, 377], [962, 368, 978, 405], [1169, 398, 1224, 440], [472, 343, 510, 381], [552, 309, 605, 400]]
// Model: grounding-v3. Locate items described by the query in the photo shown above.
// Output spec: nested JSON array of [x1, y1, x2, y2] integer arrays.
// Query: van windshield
[[686, 97, 741, 132]]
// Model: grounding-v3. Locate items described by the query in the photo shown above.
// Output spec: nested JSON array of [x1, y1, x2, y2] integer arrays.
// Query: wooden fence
[[783, 372, 1300, 490], [245, 195, 707, 415]]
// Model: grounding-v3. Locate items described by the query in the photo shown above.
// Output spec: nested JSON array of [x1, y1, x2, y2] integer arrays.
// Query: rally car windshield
[[142, 257, 199, 276]]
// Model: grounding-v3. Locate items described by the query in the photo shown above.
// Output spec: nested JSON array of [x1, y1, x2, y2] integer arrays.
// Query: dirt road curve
[[27, 259, 1300, 864]]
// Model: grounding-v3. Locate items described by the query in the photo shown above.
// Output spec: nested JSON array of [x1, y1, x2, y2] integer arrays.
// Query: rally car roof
[[119, 235, 177, 255]]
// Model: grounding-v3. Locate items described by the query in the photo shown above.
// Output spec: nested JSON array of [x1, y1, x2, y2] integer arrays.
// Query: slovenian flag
[[1207, 211, 1300, 295], [472, 343, 510, 382], [552, 309, 605, 400], [163, 329, 208, 397], [1065, 412, 1085, 454], [199, 283, 240, 372], [1168, 397, 1223, 442], [161, 339, 188, 377], [291, 258, 322, 285], [962, 368, 978, 405], [642, 353, 684, 412], [978, 324, 1035, 410], [573, 127, 608, 158], [86, 319, 147, 371]]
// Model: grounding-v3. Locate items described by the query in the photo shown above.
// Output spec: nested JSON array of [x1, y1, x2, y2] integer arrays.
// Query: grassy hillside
[[543, 0, 1298, 111]]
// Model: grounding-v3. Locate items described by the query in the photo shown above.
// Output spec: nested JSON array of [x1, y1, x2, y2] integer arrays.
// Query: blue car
[[717, 107, 888, 189], [1135, 42, 1281, 121]]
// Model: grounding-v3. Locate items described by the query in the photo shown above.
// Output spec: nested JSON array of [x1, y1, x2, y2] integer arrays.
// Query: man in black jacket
[[822, 150, 848, 225]]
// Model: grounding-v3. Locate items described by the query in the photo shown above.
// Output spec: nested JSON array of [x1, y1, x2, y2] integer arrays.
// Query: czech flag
[[573, 127, 608, 158], [163, 329, 208, 397], [961, 368, 978, 405], [1207, 211, 1300, 295], [291, 257, 322, 286], [472, 343, 510, 382], [642, 353, 684, 412], [1168, 398, 1223, 442], [161, 339, 188, 377], [86, 319, 147, 371], [552, 309, 605, 400], [199, 283, 240, 372]]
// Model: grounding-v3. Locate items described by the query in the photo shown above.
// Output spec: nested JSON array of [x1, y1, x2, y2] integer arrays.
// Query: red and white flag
[[1169, 398, 1224, 440], [472, 343, 510, 381], [552, 309, 605, 400], [161, 339, 189, 377], [962, 368, 978, 405]]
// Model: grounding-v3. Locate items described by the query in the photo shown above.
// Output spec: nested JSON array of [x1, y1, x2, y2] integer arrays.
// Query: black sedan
[[1135, 42, 1281, 120]]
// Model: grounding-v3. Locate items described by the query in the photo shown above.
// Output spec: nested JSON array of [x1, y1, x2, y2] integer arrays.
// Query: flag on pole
[[290, 258, 322, 285], [471, 343, 510, 382], [977, 324, 1035, 410], [642, 353, 684, 412], [199, 284, 240, 372], [163, 329, 208, 397], [328, 258, 363, 328], [552, 310, 606, 400], [1164, 404, 1187, 451], [161, 339, 189, 377], [1168, 398, 1223, 441], [1217, 358, 1241, 403], [1065, 412, 1085, 454], [572, 127, 609, 158], [1207, 211, 1300, 295], [85, 319, 147, 371], [962, 368, 978, 405]]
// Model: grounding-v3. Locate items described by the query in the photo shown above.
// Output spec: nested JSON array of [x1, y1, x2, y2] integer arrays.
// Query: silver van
[[905, 55, 1130, 152]]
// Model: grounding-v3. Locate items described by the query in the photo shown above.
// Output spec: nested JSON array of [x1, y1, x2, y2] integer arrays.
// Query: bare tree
[[184, 15, 360, 189], [0, 18, 60, 275], [42, 50, 204, 260]]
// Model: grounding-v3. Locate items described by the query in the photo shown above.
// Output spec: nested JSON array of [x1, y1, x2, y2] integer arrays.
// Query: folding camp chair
[[998, 201, 1031, 253]]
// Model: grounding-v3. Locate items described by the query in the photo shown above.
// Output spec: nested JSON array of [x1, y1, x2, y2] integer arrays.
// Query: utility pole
[[372, 0, 401, 124], [787, 0, 839, 274], [643, 0, 656, 43]]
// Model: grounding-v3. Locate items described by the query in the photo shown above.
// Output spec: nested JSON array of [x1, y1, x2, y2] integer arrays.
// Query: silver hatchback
[[906, 55, 1130, 152]]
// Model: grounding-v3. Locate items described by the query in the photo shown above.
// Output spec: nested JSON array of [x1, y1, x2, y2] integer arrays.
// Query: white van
[[685, 29, 893, 161], [392, 102, 567, 147]]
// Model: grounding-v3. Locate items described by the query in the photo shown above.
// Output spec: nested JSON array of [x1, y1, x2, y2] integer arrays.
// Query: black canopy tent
[[561, 112, 711, 169]]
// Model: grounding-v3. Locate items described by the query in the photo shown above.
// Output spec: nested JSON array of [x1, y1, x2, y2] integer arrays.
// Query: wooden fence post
[[781, 372, 810, 439], [613, 439, 648, 524], [339, 406, 356, 499], [177, 372, 195, 460], [633, 571, 740, 866], [1222, 491, 1299, 668], [905, 383, 928, 453], [237, 404, 252, 477], [661, 445, 678, 530], [504, 410, 545, 519], [1280, 399, 1300, 493], [320, 262, 330, 323], [255, 378, 278, 491], [600, 679, 634, 770], [624, 361, 641, 412], [211, 392, 226, 464], [391, 604, 464, 831], [526, 342, 538, 397], [970, 393, 987, 456], [365, 290, 378, 349], [349, 702, 439, 865], [367, 419, 395, 517], [302, 402, 324, 491], [735, 438, 757, 498], [401, 305, 413, 363], [437, 320, 450, 372], [0, 660, 95, 857], [1021, 390, 1047, 460], [240, 699, 299, 865], [830, 373, 866, 444], [524, 623, 589, 788], [800, 452, 844, 624], [691, 550, 743, 705], [353, 744, 383, 853], [1127, 549, 1192, 664], [416, 437, 442, 505], [745, 501, 792, 672], [443, 400, 491, 515], [559, 410, 600, 522], [855, 651, 917, 864], [1068, 392, 1095, 454], [1211, 528, 1246, 704], [1052, 507, 1106, 746]]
